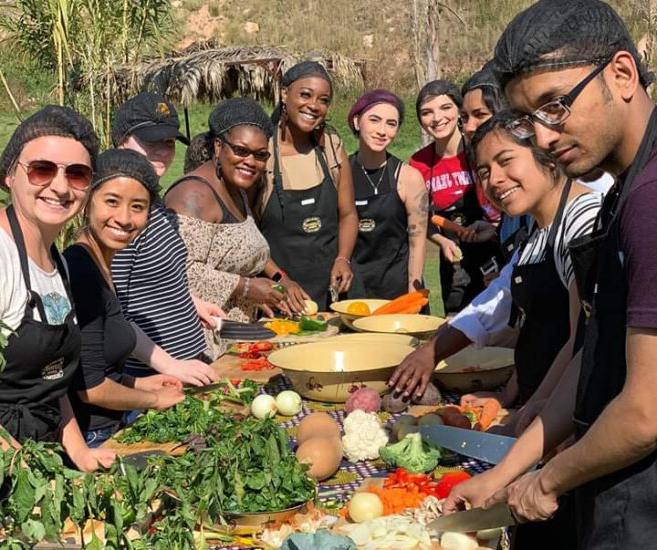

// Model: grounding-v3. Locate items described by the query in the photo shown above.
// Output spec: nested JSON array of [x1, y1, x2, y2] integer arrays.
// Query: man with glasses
[[443, 1, 657, 549]]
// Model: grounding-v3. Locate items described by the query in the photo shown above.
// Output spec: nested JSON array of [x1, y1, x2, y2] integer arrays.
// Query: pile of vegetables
[[234, 342, 275, 371], [371, 290, 430, 316], [251, 390, 303, 419], [116, 379, 258, 444], [264, 317, 328, 337], [442, 396, 502, 431]]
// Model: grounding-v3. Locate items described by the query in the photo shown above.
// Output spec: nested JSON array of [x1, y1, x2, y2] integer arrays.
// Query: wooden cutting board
[[211, 352, 282, 384]]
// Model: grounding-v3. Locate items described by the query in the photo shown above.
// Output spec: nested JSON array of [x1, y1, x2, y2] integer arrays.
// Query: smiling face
[[418, 94, 460, 141], [121, 135, 176, 177], [214, 125, 270, 190], [6, 136, 90, 230], [281, 76, 332, 133], [505, 63, 624, 177], [475, 129, 556, 218], [86, 176, 150, 251], [355, 102, 400, 153], [461, 89, 494, 142]]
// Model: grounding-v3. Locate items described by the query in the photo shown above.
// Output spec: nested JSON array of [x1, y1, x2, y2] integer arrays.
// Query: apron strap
[[6, 204, 47, 321], [546, 178, 573, 251]]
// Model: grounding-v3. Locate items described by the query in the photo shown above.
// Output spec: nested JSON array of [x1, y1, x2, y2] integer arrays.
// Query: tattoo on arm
[[180, 190, 208, 219]]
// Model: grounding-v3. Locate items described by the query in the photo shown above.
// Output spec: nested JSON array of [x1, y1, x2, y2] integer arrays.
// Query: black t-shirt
[[64, 245, 136, 432]]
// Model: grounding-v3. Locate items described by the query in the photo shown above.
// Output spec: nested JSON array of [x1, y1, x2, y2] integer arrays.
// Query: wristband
[[241, 277, 251, 298], [335, 256, 351, 265], [272, 270, 286, 283]]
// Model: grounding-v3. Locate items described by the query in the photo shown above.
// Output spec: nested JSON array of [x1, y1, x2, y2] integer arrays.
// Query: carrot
[[478, 398, 502, 431], [372, 290, 430, 316], [366, 485, 427, 515], [431, 214, 469, 237]]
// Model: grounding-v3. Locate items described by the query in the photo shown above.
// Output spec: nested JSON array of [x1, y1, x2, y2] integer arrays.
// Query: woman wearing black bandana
[[254, 61, 359, 311], [0, 106, 115, 471]]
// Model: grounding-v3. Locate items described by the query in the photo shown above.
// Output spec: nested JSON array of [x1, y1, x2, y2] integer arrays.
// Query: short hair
[[184, 132, 212, 173], [416, 80, 462, 120]]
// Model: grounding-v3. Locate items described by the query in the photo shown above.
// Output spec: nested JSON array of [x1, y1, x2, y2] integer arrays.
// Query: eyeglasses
[[507, 57, 612, 139], [219, 137, 271, 162], [17, 160, 93, 190]]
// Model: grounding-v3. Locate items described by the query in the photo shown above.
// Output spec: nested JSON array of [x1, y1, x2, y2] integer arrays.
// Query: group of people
[[1, 0, 655, 547]]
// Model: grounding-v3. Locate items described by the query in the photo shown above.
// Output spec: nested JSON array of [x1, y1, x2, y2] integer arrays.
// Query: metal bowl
[[352, 314, 446, 340], [267, 340, 415, 402], [222, 500, 310, 526], [329, 298, 390, 330], [433, 346, 515, 392]]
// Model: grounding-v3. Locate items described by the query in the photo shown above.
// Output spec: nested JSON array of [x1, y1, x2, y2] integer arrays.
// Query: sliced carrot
[[478, 398, 502, 431], [431, 214, 469, 237]]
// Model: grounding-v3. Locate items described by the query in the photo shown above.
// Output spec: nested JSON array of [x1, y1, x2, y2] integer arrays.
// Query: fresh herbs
[[0, 320, 12, 373], [116, 379, 259, 444]]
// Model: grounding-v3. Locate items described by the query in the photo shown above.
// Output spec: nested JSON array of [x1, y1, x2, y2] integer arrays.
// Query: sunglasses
[[17, 160, 93, 191], [219, 137, 271, 162]]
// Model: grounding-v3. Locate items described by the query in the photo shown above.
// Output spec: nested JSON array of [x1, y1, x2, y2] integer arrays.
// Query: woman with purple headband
[[347, 90, 429, 299]]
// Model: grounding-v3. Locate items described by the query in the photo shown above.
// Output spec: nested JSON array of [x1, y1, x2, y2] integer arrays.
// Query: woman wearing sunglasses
[[165, 98, 281, 357], [410, 80, 501, 313], [0, 105, 115, 471], [64, 150, 185, 448], [346, 89, 428, 299], [254, 61, 359, 311]]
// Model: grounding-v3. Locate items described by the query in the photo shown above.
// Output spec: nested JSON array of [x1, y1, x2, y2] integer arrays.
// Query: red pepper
[[433, 471, 472, 499], [251, 342, 273, 352], [241, 357, 273, 371], [238, 351, 262, 359]]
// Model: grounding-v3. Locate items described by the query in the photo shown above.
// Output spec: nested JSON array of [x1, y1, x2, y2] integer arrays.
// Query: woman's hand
[[248, 278, 286, 309], [461, 220, 498, 243], [331, 257, 353, 294], [443, 467, 509, 514], [135, 374, 183, 392], [388, 344, 436, 398], [69, 447, 116, 473], [191, 296, 226, 329], [435, 234, 462, 263], [280, 276, 311, 314], [160, 358, 219, 387]]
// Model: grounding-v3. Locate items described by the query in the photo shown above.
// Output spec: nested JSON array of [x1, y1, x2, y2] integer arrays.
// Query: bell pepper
[[298, 316, 327, 332], [433, 471, 472, 499]]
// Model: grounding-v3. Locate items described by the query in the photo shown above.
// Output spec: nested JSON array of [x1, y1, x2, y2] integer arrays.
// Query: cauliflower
[[342, 410, 389, 462]]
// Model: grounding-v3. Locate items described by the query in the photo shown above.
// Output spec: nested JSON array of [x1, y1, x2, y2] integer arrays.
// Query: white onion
[[348, 492, 384, 523], [440, 532, 478, 550], [251, 394, 278, 419], [275, 390, 302, 416]]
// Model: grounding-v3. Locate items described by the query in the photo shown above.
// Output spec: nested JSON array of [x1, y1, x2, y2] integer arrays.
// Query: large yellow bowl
[[352, 314, 446, 340], [329, 298, 390, 330], [267, 340, 415, 402], [322, 333, 419, 347], [433, 346, 515, 392]]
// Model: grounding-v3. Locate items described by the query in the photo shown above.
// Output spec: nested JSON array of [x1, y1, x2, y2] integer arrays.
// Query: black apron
[[500, 214, 531, 264], [568, 108, 657, 550], [259, 132, 339, 310], [430, 147, 500, 312], [511, 179, 573, 406], [508, 180, 578, 550], [349, 154, 409, 299], [0, 205, 80, 442]]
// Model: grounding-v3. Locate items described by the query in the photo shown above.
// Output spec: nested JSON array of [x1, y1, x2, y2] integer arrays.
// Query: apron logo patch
[[359, 218, 376, 232], [41, 358, 64, 381], [301, 198, 316, 206], [302, 216, 322, 233]]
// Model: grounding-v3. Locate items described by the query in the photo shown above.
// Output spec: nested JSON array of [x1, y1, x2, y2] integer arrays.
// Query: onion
[[348, 492, 384, 523], [251, 394, 278, 419], [440, 532, 478, 550], [275, 390, 302, 416]]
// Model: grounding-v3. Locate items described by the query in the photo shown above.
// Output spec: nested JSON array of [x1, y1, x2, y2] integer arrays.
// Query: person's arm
[[399, 164, 429, 291], [59, 395, 116, 472], [262, 258, 310, 314], [330, 146, 358, 293], [77, 377, 182, 411], [164, 178, 217, 222]]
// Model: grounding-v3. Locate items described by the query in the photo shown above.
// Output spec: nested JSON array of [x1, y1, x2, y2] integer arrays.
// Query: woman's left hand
[[71, 447, 116, 472], [331, 258, 353, 294], [280, 276, 311, 314]]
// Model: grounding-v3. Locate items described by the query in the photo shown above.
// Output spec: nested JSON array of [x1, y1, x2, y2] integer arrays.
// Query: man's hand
[[70, 447, 116, 472], [160, 358, 219, 387], [135, 374, 183, 392], [151, 386, 186, 410], [443, 468, 509, 514], [485, 470, 559, 523]]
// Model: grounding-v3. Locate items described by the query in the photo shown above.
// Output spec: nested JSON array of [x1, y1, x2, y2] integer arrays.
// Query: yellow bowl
[[267, 340, 415, 402], [352, 314, 446, 340], [322, 333, 419, 348], [329, 298, 390, 330], [434, 346, 515, 393]]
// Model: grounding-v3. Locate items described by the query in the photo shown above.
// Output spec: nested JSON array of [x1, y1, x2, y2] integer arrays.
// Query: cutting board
[[211, 352, 282, 384], [100, 437, 186, 456]]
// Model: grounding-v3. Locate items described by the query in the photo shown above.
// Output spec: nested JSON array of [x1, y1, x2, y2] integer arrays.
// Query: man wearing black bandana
[[443, 1, 657, 549]]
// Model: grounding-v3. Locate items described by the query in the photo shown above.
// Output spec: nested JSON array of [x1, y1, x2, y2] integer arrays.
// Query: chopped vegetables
[[365, 485, 427, 516], [371, 290, 430, 315], [433, 471, 472, 499], [379, 433, 442, 473], [336, 515, 433, 549], [265, 319, 301, 336], [241, 356, 274, 371]]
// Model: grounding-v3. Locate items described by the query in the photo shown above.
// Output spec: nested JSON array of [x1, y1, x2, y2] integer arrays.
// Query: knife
[[420, 424, 516, 465], [218, 320, 276, 341], [427, 502, 515, 533], [184, 381, 234, 396]]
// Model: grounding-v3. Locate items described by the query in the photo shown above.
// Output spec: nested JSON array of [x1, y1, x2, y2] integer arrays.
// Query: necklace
[[359, 157, 388, 195]]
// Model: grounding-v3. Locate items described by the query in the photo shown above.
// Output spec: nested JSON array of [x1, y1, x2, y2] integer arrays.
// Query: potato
[[382, 391, 411, 413], [411, 382, 442, 405]]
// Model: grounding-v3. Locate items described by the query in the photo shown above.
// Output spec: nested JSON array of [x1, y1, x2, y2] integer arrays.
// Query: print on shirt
[[42, 292, 71, 324]]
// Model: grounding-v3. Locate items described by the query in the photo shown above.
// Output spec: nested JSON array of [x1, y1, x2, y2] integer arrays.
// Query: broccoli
[[379, 432, 441, 473]]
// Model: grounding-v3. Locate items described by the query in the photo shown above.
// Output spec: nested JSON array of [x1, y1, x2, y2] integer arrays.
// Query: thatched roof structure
[[100, 42, 365, 107]]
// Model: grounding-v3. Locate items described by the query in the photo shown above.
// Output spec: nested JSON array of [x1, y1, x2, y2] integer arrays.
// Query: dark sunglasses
[[17, 160, 93, 191], [219, 137, 271, 162]]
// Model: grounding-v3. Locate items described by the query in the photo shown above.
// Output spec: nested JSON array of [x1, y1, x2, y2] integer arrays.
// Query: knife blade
[[420, 424, 516, 465], [219, 320, 275, 341], [185, 381, 233, 396], [428, 502, 514, 533]]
